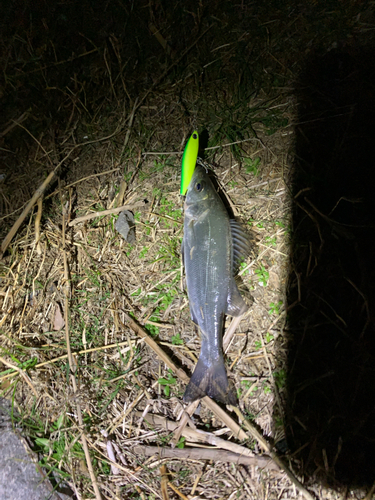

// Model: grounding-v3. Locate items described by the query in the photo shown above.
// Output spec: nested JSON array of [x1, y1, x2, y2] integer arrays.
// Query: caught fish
[[182, 163, 251, 405]]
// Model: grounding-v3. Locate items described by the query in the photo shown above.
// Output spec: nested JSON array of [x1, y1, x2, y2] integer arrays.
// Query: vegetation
[[0, 0, 372, 498]]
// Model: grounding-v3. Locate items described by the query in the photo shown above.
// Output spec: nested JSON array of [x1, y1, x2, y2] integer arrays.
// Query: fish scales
[[182, 164, 251, 405]]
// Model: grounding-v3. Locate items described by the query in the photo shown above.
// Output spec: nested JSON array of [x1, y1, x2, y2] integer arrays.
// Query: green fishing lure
[[180, 130, 199, 196]]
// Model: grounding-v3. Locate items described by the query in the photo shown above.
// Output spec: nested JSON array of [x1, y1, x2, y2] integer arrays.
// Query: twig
[[0, 134, 82, 255], [0, 111, 30, 138], [364, 481, 375, 500], [205, 136, 262, 151], [121, 97, 139, 158], [60, 192, 102, 500], [171, 401, 199, 447], [1, 168, 57, 256], [167, 482, 189, 500], [135, 411, 274, 466], [133, 445, 277, 470], [160, 465, 169, 500], [68, 200, 148, 226], [223, 315, 245, 353], [35, 197, 43, 255], [24, 48, 99, 75]]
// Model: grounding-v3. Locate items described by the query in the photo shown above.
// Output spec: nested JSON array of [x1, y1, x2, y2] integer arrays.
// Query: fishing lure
[[180, 130, 199, 196]]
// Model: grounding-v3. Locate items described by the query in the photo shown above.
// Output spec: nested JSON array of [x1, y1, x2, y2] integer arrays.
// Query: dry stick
[[0, 110, 30, 138], [231, 406, 316, 500], [35, 197, 43, 255], [223, 314, 244, 353], [167, 482, 189, 500], [120, 97, 139, 159], [133, 445, 276, 469], [123, 311, 248, 441], [160, 465, 169, 500], [170, 400, 199, 447], [68, 200, 147, 226], [364, 481, 375, 500], [61, 199, 102, 500], [1, 168, 57, 256], [134, 411, 276, 469]]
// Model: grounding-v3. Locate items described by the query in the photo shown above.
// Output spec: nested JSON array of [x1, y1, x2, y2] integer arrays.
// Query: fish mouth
[[184, 198, 195, 209]]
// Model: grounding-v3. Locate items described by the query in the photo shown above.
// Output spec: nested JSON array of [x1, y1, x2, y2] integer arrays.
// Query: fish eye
[[194, 181, 205, 192]]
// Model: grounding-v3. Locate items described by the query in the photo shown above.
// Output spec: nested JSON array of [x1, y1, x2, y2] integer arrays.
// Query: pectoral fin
[[225, 280, 248, 317]]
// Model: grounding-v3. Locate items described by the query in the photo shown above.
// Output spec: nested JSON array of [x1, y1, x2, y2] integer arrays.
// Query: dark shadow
[[286, 46, 375, 489]]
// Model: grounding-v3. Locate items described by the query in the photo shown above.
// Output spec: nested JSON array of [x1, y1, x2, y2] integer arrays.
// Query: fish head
[[184, 164, 216, 213]]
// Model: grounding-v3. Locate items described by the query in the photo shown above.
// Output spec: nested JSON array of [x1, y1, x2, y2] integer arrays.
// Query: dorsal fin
[[230, 219, 252, 273]]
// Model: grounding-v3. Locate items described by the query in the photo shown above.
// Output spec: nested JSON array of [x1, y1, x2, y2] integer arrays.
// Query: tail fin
[[183, 355, 237, 405]]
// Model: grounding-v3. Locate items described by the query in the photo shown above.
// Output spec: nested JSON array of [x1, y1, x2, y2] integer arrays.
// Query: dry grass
[[1, 1, 374, 499]]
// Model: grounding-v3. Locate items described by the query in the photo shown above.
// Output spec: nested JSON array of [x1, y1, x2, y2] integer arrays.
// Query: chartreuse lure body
[[180, 130, 199, 196]]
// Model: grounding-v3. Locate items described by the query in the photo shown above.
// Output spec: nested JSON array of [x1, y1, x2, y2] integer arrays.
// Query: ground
[[0, 2, 374, 500]]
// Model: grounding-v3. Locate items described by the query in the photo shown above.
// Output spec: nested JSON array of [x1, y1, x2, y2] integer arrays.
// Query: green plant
[[237, 379, 252, 398], [158, 369, 176, 397], [264, 332, 274, 343], [144, 314, 160, 337], [27, 412, 84, 471], [171, 333, 183, 345], [275, 220, 286, 228], [138, 246, 148, 259], [176, 437, 186, 449], [260, 111, 289, 135], [274, 369, 287, 389], [254, 265, 269, 286], [268, 301, 283, 315], [265, 236, 277, 247], [255, 332, 273, 351], [263, 384, 272, 395], [239, 261, 250, 275], [157, 197, 182, 228], [228, 180, 239, 189], [244, 156, 261, 175]]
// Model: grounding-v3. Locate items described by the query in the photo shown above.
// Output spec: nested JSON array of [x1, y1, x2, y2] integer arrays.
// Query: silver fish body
[[182, 164, 251, 405]]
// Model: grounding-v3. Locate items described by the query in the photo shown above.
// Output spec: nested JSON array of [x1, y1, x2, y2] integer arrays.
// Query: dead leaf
[[53, 303, 65, 331]]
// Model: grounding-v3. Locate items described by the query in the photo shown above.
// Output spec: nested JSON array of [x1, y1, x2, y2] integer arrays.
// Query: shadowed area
[[286, 46, 375, 488]]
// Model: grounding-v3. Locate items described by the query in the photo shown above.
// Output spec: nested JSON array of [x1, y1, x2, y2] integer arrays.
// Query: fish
[[182, 162, 251, 405]]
